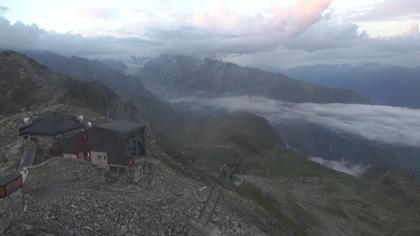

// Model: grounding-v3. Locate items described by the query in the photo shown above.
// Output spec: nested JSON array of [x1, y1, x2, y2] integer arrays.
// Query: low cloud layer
[[0, 17, 158, 57], [172, 96, 420, 148], [309, 157, 369, 177]]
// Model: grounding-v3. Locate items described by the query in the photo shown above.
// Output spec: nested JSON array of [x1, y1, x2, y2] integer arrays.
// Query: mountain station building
[[50, 120, 146, 171], [19, 114, 85, 149]]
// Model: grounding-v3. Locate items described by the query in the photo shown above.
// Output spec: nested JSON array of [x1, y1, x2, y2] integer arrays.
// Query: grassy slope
[[132, 97, 420, 235]]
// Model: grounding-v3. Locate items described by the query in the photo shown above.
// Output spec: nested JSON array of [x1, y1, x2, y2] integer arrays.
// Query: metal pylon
[[197, 163, 234, 227]]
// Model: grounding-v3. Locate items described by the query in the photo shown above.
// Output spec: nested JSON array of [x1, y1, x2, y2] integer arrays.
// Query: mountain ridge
[[23, 50, 150, 97], [287, 63, 420, 108], [2, 50, 420, 235], [0, 51, 142, 121], [140, 54, 368, 104]]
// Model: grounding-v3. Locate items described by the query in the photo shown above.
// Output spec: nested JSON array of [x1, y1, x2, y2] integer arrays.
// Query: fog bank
[[172, 96, 420, 148]]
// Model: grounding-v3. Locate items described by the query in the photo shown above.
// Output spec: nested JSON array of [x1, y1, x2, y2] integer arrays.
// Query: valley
[[1, 1, 419, 235], [0, 51, 420, 235]]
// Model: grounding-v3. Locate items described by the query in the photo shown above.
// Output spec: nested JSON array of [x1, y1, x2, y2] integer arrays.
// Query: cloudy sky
[[0, 0, 419, 68]]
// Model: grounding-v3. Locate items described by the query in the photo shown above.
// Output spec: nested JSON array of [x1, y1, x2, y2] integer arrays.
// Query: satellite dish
[[23, 117, 30, 124], [77, 115, 84, 122], [87, 122, 92, 128]]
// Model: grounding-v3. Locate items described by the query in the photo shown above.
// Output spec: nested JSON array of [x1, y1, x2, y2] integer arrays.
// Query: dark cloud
[[145, 26, 284, 56], [228, 19, 420, 69], [0, 6, 9, 14], [0, 17, 158, 57], [287, 19, 420, 53], [287, 21, 369, 51], [171, 96, 420, 148]]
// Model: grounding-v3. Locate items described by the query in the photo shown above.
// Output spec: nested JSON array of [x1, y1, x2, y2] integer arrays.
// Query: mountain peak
[[0, 50, 47, 71], [141, 54, 368, 104]]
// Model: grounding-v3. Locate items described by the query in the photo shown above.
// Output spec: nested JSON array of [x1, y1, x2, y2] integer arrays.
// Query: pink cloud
[[401, 22, 419, 37], [271, 0, 332, 36], [192, 0, 332, 39]]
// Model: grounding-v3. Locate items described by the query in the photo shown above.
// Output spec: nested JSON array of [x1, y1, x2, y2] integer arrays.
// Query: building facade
[[51, 120, 146, 171]]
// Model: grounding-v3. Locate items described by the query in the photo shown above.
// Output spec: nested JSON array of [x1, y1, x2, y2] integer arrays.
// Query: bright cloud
[[352, 0, 420, 21], [75, 7, 119, 21], [401, 22, 419, 37]]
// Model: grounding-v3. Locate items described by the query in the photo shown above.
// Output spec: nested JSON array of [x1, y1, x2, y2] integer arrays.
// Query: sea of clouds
[[172, 96, 420, 148], [172, 96, 420, 176]]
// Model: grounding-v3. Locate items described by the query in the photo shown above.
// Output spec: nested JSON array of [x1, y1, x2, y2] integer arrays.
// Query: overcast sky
[[0, 0, 419, 68]]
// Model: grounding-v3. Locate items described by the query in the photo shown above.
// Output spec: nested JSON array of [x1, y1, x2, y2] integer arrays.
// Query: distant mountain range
[[287, 64, 420, 108], [140, 55, 367, 104], [15, 51, 418, 178], [23, 50, 149, 96]]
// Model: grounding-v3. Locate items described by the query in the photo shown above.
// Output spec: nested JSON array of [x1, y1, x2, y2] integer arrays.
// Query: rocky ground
[[0, 104, 273, 236], [1, 155, 268, 236]]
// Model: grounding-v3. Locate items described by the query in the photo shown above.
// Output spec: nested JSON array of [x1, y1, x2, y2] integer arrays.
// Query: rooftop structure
[[19, 114, 84, 136]]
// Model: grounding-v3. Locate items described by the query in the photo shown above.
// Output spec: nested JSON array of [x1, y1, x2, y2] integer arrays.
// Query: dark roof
[[96, 120, 144, 134], [19, 114, 84, 136], [0, 173, 22, 186]]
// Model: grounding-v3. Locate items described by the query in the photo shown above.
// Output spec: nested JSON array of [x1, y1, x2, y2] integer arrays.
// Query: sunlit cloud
[[401, 22, 419, 37]]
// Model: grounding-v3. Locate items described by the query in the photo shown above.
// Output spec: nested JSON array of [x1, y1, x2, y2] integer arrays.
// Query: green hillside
[[133, 99, 420, 234]]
